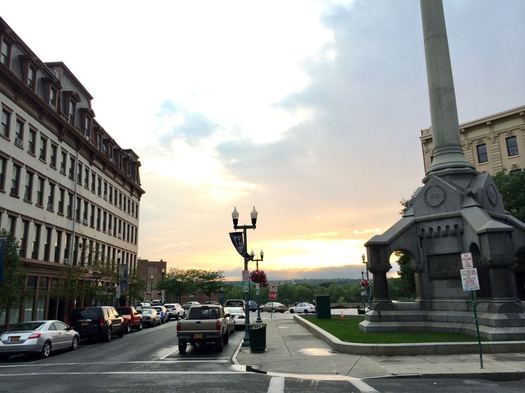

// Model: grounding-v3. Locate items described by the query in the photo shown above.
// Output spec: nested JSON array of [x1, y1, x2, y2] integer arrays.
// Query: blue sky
[[2, 0, 524, 279]]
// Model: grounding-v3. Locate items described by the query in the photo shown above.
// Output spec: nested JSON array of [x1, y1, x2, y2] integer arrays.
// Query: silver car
[[0, 320, 80, 359]]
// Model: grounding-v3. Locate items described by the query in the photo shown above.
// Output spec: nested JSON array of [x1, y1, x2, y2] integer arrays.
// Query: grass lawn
[[305, 316, 478, 344]]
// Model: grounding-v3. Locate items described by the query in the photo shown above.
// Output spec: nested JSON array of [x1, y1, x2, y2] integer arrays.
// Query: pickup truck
[[176, 305, 230, 354]]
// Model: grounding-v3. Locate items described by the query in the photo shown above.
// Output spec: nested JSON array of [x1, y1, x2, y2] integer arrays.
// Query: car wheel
[[304, 309, 308, 314], [102, 327, 112, 342], [41, 341, 52, 358], [289, 309, 294, 313], [71, 336, 79, 351], [178, 340, 187, 354], [137, 321, 143, 331], [216, 337, 224, 352], [271, 308, 276, 313], [126, 324, 131, 334]]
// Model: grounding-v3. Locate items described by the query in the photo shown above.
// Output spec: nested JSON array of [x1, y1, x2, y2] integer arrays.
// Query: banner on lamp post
[[229, 232, 245, 257]]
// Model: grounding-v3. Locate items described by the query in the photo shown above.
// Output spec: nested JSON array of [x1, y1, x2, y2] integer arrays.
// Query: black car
[[70, 306, 125, 342]]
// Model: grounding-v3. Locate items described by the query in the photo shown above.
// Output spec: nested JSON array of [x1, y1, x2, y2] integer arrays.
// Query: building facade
[[0, 18, 145, 324], [137, 259, 167, 302], [421, 105, 525, 175]]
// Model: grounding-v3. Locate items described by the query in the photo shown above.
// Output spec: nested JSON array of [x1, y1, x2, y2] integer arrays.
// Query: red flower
[[250, 270, 268, 287]]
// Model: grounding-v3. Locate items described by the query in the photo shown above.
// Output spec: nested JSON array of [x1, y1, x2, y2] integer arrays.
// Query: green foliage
[[0, 230, 25, 312], [393, 252, 416, 300], [158, 268, 224, 303], [493, 171, 525, 222], [307, 316, 477, 343]]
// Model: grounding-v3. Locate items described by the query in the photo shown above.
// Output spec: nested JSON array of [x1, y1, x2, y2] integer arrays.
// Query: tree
[[0, 230, 25, 316], [158, 268, 224, 303], [493, 170, 525, 222], [195, 270, 224, 300]]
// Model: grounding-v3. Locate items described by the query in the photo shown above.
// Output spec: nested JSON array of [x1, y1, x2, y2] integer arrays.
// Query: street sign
[[242, 270, 250, 293], [460, 268, 480, 291], [461, 252, 474, 269]]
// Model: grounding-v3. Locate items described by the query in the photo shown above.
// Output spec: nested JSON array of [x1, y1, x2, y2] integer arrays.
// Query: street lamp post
[[150, 274, 154, 302], [362, 254, 371, 309], [250, 250, 264, 323], [231, 206, 258, 347]]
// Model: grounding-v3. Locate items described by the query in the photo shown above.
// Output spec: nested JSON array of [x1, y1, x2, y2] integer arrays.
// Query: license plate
[[194, 333, 203, 339], [81, 322, 89, 326], [9, 336, 20, 342]]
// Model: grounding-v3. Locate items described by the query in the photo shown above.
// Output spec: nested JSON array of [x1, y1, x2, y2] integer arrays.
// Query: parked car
[[70, 306, 125, 342], [205, 300, 220, 305], [0, 320, 79, 359], [182, 301, 200, 311], [259, 302, 287, 313], [141, 308, 161, 327], [135, 302, 151, 311], [288, 302, 316, 314], [116, 306, 143, 332], [151, 300, 162, 306], [224, 306, 246, 330], [248, 300, 258, 312], [164, 303, 185, 320], [151, 306, 168, 323], [223, 299, 245, 308]]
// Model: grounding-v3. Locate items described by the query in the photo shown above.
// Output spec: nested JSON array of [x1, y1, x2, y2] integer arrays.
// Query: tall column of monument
[[420, 0, 475, 176]]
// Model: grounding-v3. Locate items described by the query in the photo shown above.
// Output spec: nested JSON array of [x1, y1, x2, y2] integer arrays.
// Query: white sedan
[[288, 302, 316, 314], [224, 307, 246, 330]]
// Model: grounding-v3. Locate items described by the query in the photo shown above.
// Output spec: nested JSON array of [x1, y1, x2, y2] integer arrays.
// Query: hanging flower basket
[[250, 270, 268, 287]]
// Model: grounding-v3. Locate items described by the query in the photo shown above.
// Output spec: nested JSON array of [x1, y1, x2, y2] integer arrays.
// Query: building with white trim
[[0, 17, 145, 324]]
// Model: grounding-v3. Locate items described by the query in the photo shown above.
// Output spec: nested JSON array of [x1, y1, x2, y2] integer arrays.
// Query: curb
[[294, 315, 525, 356]]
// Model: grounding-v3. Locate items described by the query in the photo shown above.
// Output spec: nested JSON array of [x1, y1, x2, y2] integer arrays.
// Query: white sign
[[242, 270, 250, 282], [461, 252, 474, 269], [461, 268, 480, 291]]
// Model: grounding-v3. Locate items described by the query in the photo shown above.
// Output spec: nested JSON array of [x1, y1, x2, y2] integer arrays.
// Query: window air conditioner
[[15, 137, 23, 147]]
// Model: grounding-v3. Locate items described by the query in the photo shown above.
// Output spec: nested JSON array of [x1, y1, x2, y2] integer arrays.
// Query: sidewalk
[[234, 314, 525, 379]]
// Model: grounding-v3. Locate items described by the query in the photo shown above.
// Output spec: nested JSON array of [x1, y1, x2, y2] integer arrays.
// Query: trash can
[[249, 323, 266, 352], [316, 295, 331, 319]]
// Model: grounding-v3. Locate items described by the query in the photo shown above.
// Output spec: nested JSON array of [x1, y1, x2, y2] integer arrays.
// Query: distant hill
[[223, 264, 369, 283]]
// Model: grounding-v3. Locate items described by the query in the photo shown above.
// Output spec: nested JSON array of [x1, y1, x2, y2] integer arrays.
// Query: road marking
[[0, 359, 231, 368], [0, 371, 243, 377], [266, 372, 378, 393], [267, 376, 285, 393]]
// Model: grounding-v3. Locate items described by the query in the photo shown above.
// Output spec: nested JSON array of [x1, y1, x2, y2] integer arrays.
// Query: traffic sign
[[460, 268, 480, 291], [461, 252, 474, 269]]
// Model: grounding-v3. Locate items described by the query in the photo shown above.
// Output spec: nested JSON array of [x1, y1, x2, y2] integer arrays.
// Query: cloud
[[156, 100, 217, 146]]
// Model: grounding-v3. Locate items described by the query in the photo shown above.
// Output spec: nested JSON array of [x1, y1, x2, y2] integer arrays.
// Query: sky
[[2, 0, 524, 280]]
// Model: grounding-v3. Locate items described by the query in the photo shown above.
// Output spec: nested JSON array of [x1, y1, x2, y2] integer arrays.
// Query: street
[[1, 312, 525, 393], [0, 315, 359, 393]]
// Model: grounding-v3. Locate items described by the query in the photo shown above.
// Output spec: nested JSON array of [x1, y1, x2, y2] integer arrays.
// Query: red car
[[116, 306, 143, 333]]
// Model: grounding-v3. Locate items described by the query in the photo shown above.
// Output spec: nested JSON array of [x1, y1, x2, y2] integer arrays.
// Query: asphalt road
[[2, 314, 524, 392], [0, 318, 360, 393]]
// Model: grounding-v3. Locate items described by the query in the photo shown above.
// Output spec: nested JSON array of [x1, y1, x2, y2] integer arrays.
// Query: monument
[[361, 0, 525, 340]]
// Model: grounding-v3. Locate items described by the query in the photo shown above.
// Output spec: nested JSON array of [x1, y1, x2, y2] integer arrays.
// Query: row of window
[[475, 135, 519, 164], [1, 105, 139, 220], [0, 211, 137, 271], [1, 35, 139, 183], [0, 156, 138, 245]]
